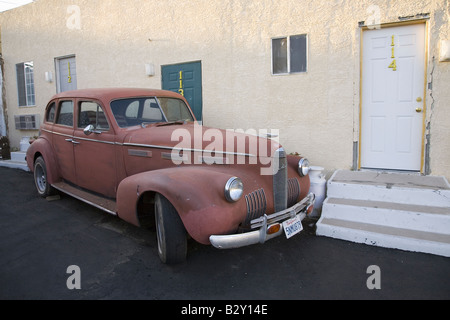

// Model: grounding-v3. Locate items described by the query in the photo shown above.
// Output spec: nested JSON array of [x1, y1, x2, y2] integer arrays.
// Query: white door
[[56, 56, 77, 93], [361, 23, 426, 171]]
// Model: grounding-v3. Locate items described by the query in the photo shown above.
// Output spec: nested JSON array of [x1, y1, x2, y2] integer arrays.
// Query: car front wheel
[[154, 193, 187, 264]]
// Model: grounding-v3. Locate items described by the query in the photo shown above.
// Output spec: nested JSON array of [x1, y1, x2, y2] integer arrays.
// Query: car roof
[[51, 88, 183, 101]]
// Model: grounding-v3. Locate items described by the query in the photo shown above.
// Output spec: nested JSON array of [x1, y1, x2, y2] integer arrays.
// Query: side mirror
[[84, 124, 101, 136]]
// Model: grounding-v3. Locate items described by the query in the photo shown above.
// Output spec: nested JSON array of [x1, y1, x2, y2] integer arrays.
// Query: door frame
[[358, 19, 429, 173]]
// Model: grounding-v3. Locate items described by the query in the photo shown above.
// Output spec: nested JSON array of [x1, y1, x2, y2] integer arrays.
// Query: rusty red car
[[26, 88, 314, 263]]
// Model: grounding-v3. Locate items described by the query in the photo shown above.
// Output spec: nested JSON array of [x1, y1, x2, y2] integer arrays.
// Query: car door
[[72, 99, 117, 198], [52, 99, 77, 184]]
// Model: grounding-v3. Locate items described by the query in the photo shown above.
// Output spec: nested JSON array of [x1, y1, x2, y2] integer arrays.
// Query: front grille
[[287, 178, 301, 207], [273, 148, 288, 212], [244, 189, 267, 225]]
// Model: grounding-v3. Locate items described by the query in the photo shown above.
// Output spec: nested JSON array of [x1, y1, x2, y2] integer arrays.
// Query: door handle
[[65, 138, 80, 145], [415, 107, 423, 113]]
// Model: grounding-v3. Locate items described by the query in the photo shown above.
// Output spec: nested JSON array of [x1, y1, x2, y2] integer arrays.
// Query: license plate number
[[282, 215, 303, 239]]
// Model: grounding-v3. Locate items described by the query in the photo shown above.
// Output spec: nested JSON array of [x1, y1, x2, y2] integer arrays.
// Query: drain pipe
[[0, 54, 7, 137]]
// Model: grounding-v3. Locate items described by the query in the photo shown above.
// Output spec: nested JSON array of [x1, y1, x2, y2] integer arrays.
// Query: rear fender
[[26, 138, 59, 185], [116, 167, 247, 244]]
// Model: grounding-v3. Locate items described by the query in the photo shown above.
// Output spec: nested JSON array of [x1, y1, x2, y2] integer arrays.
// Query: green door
[[162, 61, 203, 121]]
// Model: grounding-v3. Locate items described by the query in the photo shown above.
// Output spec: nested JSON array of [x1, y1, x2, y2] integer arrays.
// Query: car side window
[[56, 101, 74, 127], [78, 101, 110, 131], [45, 102, 56, 123]]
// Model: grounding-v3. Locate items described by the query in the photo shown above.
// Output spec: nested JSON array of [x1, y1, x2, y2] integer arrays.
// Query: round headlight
[[224, 177, 244, 202], [298, 158, 310, 177]]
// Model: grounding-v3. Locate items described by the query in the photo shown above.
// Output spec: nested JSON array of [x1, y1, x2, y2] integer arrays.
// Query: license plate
[[282, 215, 303, 239]]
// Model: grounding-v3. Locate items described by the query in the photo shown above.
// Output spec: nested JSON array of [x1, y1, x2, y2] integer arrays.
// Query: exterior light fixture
[[145, 63, 155, 76], [45, 71, 53, 83]]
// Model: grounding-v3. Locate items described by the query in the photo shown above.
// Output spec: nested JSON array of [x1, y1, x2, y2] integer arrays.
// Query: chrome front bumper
[[209, 193, 315, 249]]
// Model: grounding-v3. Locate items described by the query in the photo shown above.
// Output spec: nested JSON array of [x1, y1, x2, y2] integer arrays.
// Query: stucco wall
[[0, 0, 448, 178]]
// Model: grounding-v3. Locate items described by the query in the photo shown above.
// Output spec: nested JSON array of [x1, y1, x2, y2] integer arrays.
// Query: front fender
[[26, 138, 59, 185], [116, 167, 247, 244]]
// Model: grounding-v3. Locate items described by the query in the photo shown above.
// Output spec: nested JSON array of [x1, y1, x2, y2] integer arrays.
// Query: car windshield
[[110, 97, 194, 128]]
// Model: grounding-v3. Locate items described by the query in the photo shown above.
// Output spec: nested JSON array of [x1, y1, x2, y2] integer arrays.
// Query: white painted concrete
[[0, 151, 29, 171], [316, 170, 450, 257]]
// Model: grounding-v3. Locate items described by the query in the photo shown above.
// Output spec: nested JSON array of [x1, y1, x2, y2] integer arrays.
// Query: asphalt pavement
[[0, 166, 449, 301]]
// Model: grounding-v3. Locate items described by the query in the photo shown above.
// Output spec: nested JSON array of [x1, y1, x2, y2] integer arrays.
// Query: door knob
[[415, 107, 423, 113], [416, 97, 422, 102]]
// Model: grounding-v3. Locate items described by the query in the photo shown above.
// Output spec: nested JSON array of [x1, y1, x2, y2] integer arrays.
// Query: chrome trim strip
[[74, 136, 115, 145], [128, 149, 152, 158], [43, 128, 256, 156], [41, 128, 115, 145], [43, 129, 72, 138], [123, 142, 255, 157], [161, 152, 189, 162], [124, 142, 175, 150]]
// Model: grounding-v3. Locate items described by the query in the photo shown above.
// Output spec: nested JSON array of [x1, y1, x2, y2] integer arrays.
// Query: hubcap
[[35, 164, 46, 192]]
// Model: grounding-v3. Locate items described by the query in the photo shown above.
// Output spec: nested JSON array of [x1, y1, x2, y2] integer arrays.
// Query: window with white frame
[[16, 61, 35, 107], [272, 34, 307, 75]]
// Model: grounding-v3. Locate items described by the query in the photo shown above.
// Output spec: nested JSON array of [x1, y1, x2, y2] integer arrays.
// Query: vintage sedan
[[26, 88, 314, 263]]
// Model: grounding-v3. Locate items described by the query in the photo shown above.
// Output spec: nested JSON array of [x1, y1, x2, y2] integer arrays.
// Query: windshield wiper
[[141, 122, 155, 128], [156, 120, 187, 127]]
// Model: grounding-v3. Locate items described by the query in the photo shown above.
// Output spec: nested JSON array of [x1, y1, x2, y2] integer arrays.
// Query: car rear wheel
[[154, 193, 187, 264], [34, 156, 54, 198]]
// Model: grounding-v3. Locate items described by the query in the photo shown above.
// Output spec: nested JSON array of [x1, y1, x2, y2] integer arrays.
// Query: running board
[[52, 181, 117, 216]]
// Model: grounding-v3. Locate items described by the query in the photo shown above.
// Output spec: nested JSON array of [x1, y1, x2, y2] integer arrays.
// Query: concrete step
[[317, 217, 450, 257], [0, 159, 30, 171], [0, 151, 29, 171], [11, 151, 26, 162], [316, 170, 450, 257], [327, 170, 450, 208], [321, 197, 450, 234]]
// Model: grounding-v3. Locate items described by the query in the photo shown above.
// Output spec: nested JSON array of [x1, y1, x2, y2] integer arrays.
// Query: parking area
[[0, 166, 449, 301]]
